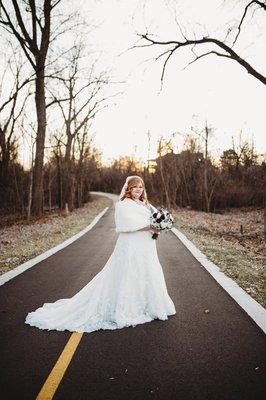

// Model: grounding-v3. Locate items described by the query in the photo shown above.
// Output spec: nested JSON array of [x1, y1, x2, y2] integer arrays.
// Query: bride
[[25, 175, 176, 333]]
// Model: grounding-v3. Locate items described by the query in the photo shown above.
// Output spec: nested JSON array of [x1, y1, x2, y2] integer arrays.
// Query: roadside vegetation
[[0, 195, 111, 276], [173, 207, 265, 308]]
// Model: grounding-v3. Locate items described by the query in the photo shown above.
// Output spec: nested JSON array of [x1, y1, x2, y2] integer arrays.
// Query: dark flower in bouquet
[[149, 207, 174, 240]]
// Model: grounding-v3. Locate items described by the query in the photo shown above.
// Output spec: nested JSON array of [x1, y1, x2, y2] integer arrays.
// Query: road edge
[[171, 227, 266, 334], [0, 206, 109, 286]]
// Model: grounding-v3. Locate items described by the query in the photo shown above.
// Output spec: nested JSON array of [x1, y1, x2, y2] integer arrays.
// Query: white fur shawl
[[115, 199, 156, 233]]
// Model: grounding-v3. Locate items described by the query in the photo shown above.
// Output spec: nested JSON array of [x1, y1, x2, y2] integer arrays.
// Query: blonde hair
[[120, 176, 149, 203]]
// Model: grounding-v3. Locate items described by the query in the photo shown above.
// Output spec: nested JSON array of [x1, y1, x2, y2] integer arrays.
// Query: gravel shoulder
[[173, 207, 265, 308], [0, 194, 111, 276]]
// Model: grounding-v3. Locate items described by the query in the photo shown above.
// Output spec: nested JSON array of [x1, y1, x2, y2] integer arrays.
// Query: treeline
[[94, 136, 265, 212], [0, 138, 101, 217], [1, 126, 265, 218]]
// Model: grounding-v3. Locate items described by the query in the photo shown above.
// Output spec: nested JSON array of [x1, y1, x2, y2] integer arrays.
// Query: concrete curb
[[0, 206, 109, 286], [171, 227, 266, 334]]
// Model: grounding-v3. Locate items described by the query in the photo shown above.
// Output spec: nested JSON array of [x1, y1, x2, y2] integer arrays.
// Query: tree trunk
[[180, 166, 191, 207], [0, 128, 10, 183], [27, 167, 33, 223], [204, 124, 210, 212], [12, 164, 21, 211], [158, 140, 171, 210], [55, 153, 63, 209], [63, 129, 75, 211], [32, 64, 46, 216], [48, 167, 52, 211], [263, 194, 266, 240]]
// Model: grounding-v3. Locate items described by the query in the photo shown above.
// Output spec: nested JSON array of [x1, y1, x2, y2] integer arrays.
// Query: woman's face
[[131, 182, 144, 199]]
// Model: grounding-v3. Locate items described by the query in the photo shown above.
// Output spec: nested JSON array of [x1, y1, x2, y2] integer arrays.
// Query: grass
[[0, 194, 111, 276], [172, 207, 265, 308]]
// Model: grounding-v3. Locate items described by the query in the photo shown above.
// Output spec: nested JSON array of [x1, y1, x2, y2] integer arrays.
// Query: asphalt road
[[0, 197, 265, 400]]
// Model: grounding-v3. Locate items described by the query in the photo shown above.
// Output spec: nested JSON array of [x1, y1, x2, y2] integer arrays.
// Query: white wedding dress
[[25, 199, 176, 333]]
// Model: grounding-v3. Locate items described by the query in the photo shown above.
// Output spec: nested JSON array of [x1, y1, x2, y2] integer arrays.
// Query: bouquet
[[150, 207, 174, 240]]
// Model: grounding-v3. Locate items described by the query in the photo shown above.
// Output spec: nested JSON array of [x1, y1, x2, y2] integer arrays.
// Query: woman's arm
[[137, 225, 160, 233], [115, 201, 161, 233], [137, 225, 150, 232], [115, 202, 150, 233]]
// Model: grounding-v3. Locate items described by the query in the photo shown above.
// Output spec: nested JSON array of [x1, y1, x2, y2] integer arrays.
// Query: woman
[[25, 176, 176, 333]]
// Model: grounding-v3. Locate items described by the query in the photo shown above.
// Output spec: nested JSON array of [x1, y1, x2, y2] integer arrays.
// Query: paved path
[[0, 195, 265, 400]]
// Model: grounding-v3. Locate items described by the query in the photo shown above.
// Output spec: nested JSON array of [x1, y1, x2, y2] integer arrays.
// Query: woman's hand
[[137, 225, 161, 233], [138, 225, 152, 232], [150, 225, 161, 234]]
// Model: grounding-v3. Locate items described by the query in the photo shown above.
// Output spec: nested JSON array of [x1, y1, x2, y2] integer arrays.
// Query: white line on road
[[0, 207, 109, 286], [171, 227, 266, 335]]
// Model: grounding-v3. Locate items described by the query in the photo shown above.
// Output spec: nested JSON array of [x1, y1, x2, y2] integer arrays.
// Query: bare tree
[[145, 130, 156, 193], [0, 0, 63, 215], [75, 121, 95, 207], [48, 46, 109, 210], [0, 60, 32, 181], [52, 133, 64, 209], [27, 133, 35, 222], [157, 136, 171, 210], [191, 121, 219, 212]]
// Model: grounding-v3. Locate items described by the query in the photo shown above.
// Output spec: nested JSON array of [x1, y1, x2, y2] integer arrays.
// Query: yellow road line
[[36, 332, 83, 400]]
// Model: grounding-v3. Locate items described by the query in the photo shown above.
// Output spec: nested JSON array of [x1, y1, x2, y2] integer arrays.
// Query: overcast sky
[[73, 0, 266, 164], [2, 0, 265, 167]]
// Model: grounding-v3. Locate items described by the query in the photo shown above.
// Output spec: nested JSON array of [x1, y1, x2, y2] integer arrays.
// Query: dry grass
[[173, 207, 265, 308], [0, 195, 111, 276]]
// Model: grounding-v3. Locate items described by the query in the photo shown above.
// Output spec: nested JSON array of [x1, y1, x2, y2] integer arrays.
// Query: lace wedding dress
[[25, 199, 176, 333]]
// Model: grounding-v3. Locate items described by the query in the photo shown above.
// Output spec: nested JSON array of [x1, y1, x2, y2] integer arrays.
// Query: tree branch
[[233, 0, 266, 46], [12, 0, 37, 53], [46, 97, 71, 108], [184, 50, 232, 70], [39, 0, 51, 59], [29, 0, 38, 45], [139, 34, 266, 85], [0, 75, 35, 113], [0, 1, 36, 69]]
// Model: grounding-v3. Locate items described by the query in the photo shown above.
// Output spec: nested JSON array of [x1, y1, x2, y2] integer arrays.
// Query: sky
[[75, 0, 266, 165], [1, 0, 265, 167]]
